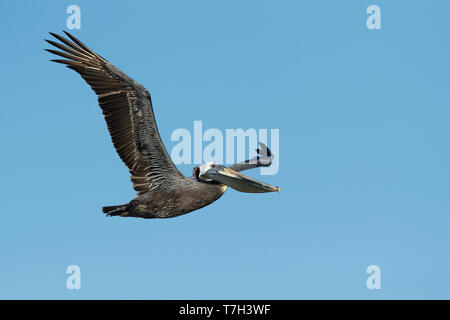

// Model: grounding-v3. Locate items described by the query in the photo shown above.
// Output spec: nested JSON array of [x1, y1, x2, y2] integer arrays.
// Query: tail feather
[[102, 204, 128, 217]]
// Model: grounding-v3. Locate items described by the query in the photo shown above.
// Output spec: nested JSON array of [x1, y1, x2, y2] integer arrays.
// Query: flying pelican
[[45, 31, 280, 219]]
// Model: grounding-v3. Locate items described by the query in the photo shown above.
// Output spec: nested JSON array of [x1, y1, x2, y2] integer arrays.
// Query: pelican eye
[[210, 164, 216, 168]]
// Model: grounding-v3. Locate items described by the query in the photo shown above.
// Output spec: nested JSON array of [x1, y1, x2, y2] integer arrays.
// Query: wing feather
[[228, 142, 274, 172], [46, 31, 184, 194]]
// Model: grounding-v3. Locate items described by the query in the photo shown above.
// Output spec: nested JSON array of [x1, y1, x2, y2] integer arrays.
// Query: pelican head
[[194, 162, 280, 193]]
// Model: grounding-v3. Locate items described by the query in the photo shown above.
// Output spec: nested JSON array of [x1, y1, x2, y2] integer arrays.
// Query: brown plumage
[[45, 31, 278, 219]]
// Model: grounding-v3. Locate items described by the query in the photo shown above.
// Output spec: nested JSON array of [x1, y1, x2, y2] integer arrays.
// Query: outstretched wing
[[45, 31, 184, 194], [228, 142, 274, 172]]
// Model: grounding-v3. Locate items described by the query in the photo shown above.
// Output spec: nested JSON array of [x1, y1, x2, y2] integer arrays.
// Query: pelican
[[45, 31, 280, 219]]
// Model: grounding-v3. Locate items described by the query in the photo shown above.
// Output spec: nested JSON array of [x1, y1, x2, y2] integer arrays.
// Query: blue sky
[[0, 0, 449, 299]]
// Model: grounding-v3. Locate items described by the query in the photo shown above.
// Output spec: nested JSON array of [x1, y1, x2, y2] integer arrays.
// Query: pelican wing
[[45, 31, 184, 194], [228, 142, 274, 172]]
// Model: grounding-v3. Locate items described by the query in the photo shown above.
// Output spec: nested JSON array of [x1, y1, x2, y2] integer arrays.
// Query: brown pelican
[[45, 31, 280, 219]]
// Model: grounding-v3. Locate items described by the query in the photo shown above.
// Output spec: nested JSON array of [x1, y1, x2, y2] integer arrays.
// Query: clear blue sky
[[0, 0, 449, 299]]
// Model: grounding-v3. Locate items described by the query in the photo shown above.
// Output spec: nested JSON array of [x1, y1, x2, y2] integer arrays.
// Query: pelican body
[[45, 31, 280, 219]]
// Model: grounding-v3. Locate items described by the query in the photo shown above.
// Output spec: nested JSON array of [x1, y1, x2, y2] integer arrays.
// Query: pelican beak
[[202, 166, 280, 193]]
